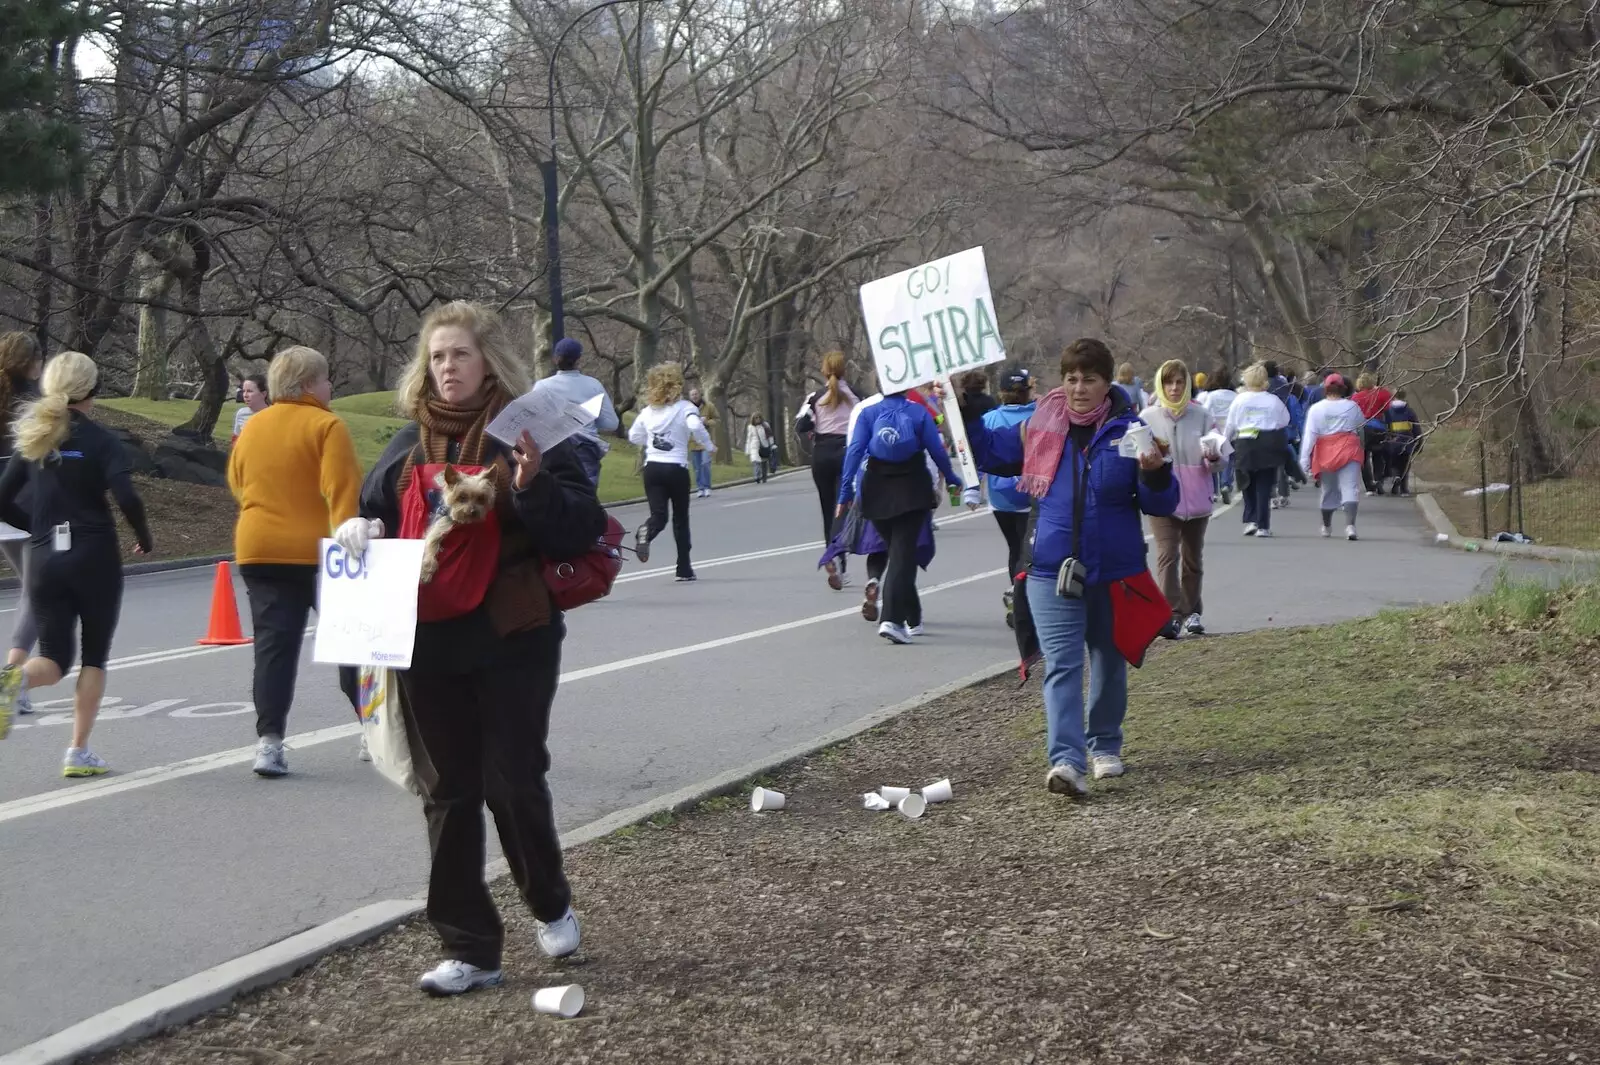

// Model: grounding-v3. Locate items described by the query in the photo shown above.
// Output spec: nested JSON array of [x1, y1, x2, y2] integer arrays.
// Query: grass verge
[[92, 578, 1600, 1064], [1420, 424, 1600, 550]]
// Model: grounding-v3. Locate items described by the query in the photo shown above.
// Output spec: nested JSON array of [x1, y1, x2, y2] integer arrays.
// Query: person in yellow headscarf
[[1139, 359, 1223, 638]]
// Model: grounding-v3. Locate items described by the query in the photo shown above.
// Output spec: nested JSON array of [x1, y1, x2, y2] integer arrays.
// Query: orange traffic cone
[[197, 561, 252, 646]]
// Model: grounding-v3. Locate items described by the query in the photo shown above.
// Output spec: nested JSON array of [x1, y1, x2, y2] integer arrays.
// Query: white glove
[[961, 486, 982, 511], [333, 517, 384, 557]]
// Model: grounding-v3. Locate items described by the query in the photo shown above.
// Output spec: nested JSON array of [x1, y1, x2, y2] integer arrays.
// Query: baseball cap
[[1324, 373, 1347, 391], [999, 364, 1031, 392]]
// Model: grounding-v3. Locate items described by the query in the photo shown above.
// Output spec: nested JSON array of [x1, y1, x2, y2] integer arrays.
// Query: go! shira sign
[[859, 247, 1006, 394]]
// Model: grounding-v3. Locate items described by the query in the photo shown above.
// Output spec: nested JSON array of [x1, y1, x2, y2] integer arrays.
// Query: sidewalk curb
[[1414, 493, 1600, 566], [0, 658, 1015, 1065]]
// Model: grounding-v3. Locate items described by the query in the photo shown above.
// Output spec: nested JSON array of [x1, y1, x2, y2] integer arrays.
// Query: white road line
[[720, 496, 776, 508], [0, 566, 1007, 825]]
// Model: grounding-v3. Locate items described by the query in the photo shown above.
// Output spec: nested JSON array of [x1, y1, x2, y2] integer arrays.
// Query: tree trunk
[[1487, 260, 1558, 480], [132, 258, 177, 400], [173, 231, 224, 442]]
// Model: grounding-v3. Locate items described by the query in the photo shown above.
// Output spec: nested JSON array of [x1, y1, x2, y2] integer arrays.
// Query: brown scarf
[[397, 390, 513, 496]]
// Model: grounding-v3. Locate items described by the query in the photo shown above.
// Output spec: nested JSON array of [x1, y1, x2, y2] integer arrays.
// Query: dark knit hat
[[554, 338, 583, 366]]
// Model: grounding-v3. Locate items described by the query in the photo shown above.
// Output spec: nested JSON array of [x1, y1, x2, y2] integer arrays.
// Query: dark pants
[[643, 462, 693, 577], [874, 510, 927, 628], [241, 564, 321, 739], [1363, 428, 1389, 491], [399, 614, 571, 971], [994, 510, 1028, 578], [30, 536, 123, 672], [811, 434, 847, 543], [1389, 444, 1416, 494], [1241, 469, 1277, 530]]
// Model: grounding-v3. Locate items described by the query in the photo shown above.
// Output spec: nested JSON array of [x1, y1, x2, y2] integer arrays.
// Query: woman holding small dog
[[337, 300, 605, 998], [227, 345, 362, 777]]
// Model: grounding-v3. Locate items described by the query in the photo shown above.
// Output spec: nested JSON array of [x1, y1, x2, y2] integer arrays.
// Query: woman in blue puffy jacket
[[965, 339, 1178, 799]]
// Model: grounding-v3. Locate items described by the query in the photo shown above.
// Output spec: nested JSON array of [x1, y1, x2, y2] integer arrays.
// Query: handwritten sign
[[312, 538, 426, 669], [859, 247, 1006, 394], [486, 391, 604, 452]]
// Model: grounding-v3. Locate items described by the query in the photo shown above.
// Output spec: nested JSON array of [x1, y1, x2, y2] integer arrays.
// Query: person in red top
[[1352, 372, 1394, 494]]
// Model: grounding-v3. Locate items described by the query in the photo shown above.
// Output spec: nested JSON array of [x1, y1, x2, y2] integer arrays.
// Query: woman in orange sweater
[[227, 346, 362, 777]]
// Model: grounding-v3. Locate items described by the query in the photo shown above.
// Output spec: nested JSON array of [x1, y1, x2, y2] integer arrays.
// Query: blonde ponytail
[[15, 351, 97, 462], [818, 350, 847, 408]]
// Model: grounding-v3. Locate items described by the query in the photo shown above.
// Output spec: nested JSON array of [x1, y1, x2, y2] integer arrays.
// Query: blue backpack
[[868, 401, 923, 463]]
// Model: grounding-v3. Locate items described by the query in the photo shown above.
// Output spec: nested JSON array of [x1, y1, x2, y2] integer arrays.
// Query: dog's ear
[[441, 465, 461, 486]]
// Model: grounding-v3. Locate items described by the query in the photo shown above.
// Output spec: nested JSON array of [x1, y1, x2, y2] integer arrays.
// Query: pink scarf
[[1020, 387, 1112, 497]]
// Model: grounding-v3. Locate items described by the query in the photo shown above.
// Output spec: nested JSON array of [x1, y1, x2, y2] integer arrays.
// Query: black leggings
[[28, 537, 123, 672], [643, 461, 693, 577], [811, 434, 847, 542], [994, 510, 1028, 579], [875, 510, 927, 629]]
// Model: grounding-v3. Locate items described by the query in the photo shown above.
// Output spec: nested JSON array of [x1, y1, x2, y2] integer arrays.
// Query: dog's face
[[435, 465, 496, 523]]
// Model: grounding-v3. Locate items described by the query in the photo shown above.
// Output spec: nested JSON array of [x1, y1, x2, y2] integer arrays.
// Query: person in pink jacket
[[1140, 359, 1222, 638]]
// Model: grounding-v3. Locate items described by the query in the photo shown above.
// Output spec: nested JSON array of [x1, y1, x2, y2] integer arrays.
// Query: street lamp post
[[543, 0, 659, 342]]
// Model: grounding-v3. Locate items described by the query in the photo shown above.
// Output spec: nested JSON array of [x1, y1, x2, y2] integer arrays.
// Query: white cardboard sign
[[312, 538, 426, 669], [858, 246, 1007, 394]]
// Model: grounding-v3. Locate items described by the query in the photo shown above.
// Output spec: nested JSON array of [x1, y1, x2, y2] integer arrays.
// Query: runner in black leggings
[[798, 351, 859, 590], [0, 352, 151, 773]]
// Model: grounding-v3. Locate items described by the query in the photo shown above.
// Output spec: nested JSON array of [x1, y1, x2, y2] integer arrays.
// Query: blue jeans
[[1026, 573, 1128, 772], [692, 450, 713, 492]]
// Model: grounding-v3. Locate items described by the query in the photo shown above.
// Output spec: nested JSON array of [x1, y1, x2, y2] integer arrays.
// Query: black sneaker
[[1158, 621, 1183, 641], [675, 572, 697, 582], [633, 523, 651, 563]]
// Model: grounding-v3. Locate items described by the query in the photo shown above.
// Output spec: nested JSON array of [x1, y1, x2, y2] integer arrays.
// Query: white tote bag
[[357, 667, 421, 795]]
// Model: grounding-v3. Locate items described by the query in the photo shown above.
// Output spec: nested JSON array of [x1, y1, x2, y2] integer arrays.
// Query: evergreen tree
[[0, 0, 86, 195]]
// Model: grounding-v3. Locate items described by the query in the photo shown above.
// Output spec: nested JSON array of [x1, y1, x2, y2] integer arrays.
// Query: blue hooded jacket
[[966, 389, 1179, 585]]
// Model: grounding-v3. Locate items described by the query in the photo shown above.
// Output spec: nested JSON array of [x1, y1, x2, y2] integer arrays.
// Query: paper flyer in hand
[[486, 391, 605, 452]]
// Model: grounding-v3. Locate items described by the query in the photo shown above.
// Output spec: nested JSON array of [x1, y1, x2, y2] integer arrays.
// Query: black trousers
[[994, 511, 1028, 579], [643, 461, 693, 577], [29, 536, 123, 672], [241, 564, 321, 739], [1240, 468, 1277, 529], [874, 510, 927, 629], [399, 614, 571, 970], [811, 434, 847, 542]]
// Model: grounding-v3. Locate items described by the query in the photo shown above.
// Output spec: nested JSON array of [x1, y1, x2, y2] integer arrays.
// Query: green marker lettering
[[974, 299, 1004, 361], [947, 305, 978, 368]]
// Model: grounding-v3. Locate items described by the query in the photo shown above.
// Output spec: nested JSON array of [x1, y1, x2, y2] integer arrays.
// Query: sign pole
[[935, 372, 980, 506]]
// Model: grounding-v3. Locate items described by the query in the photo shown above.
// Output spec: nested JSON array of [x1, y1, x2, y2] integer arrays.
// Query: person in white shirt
[[1299, 374, 1368, 541], [232, 374, 268, 445], [1223, 363, 1290, 537], [1201, 370, 1238, 503], [530, 338, 619, 486], [629, 363, 714, 581], [744, 413, 774, 483]]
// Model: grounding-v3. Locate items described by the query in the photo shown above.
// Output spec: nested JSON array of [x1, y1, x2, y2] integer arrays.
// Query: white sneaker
[[1255, 528, 1273, 538], [1091, 753, 1125, 779], [1346, 525, 1359, 541], [906, 624, 924, 637], [1320, 525, 1331, 538], [632, 523, 651, 564], [357, 735, 372, 762], [1045, 763, 1088, 797], [878, 621, 913, 645], [252, 736, 288, 777], [62, 747, 110, 778], [1242, 523, 1258, 536], [536, 909, 582, 958], [418, 960, 503, 996], [1183, 613, 1205, 635]]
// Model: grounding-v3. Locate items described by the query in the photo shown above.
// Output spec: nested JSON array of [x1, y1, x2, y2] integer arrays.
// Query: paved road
[[0, 475, 1570, 1052]]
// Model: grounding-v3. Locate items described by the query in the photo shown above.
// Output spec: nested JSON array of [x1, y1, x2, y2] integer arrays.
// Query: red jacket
[[1354, 388, 1393, 421]]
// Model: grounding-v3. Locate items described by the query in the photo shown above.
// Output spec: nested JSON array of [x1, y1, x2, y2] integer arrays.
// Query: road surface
[[0, 474, 1564, 1052]]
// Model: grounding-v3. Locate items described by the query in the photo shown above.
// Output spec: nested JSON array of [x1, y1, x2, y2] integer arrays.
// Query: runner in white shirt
[[628, 364, 713, 581]]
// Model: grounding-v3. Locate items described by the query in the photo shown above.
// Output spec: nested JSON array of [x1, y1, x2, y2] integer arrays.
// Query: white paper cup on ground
[[921, 778, 953, 803], [750, 787, 786, 812], [1435, 533, 1450, 543], [532, 984, 585, 1018], [880, 786, 911, 804], [862, 791, 891, 811], [897, 793, 927, 820]]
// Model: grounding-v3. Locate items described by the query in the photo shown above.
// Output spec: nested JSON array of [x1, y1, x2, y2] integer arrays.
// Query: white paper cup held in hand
[[921, 778, 953, 803], [897, 793, 927, 820], [1118, 424, 1153, 460], [532, 984, 585, 1019], [862, 791, 892, 812], [750, 787, 786, 812], [880, 786, 911, 804]]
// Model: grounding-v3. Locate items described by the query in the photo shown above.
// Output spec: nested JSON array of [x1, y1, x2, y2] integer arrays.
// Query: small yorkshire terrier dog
[[419, 465, 496, 583]]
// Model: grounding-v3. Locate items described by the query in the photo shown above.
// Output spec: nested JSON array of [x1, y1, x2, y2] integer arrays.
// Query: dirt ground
[[92, 586, 1600, 1065]]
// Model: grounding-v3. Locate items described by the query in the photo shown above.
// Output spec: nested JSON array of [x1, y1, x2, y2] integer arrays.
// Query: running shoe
[[633, 523, 651, 564], [1184, 613, 1205, 636], [861, 578, 881, 623], [62, 747, 109, 778], [536, 909, 582, 958], [253, 736, 288, 778], [675, 571, 697, 582], [16, 686, 32, 715], [878, 621, 912, 645], [0, 665, 21, 740], [906, 623, 924, 638], [1158, 620, 1182, 641], [1242, 523, 1258, 536], [418, 960, 503, 997], [825, 559, 843, 591], [1091, 753, 1125, 780], [1255, 528, 1274, 538], [1320, 525, 1331, 538], [1046, 763, 1088, 797], [1347, 525, 1359, 541]]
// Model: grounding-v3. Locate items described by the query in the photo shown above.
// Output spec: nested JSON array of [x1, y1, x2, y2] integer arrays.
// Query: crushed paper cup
[[897, 793, 927, 820], [532, 984, 585, 1018], [921, 778, 953, 803], [862, 791, 892, 812], [879, 786, 911, 804], [750, 787, 786, 812], [1435, 533, 1450, 543]]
